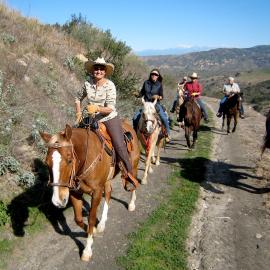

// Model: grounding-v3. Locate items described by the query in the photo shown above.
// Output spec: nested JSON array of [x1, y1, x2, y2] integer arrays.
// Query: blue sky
[[5, 0, 270, 51]]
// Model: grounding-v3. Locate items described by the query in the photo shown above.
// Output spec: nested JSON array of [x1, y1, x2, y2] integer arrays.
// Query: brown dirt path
[[188, 97, 270, 270], [5, 123, 188, 270]]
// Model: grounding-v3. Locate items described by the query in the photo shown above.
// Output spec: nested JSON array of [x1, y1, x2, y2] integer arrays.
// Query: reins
[[47, 130, 105, 191]]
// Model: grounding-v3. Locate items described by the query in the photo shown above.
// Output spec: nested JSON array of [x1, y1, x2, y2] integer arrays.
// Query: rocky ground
[[188, 97, 270, 270], [4, 97, 270, 270]]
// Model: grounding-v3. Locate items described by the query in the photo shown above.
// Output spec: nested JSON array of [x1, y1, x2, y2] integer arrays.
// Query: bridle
[[46, 135, 104, 191]]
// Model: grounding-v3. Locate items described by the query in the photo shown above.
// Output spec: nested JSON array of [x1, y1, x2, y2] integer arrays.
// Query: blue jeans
[[156, 103, 170, 135], [196, 98, 208, 120], [132, 109, 142, 131], [132, 105, 170, 135]]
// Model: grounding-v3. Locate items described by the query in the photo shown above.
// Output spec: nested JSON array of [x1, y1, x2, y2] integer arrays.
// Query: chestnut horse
[[222, 94, 240, 133], [179, 95, 202, 148], [137, 98, 164, 184], [40, 121, 140, 261]]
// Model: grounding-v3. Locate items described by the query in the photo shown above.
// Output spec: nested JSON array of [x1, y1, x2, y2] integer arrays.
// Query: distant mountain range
[[135, 46, 214, 56], [141, 45, 270, 75]]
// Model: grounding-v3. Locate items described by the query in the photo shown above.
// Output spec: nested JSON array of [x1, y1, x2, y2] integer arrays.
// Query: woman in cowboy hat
[[178, 72, 209, 125], [75, 57, 138, 189]]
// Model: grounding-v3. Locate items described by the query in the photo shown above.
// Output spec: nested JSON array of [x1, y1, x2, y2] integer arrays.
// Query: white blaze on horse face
[[51, 150, 62, 207], [144, 102, 156, 133]]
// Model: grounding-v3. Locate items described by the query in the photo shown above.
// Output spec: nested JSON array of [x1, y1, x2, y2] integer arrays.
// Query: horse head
[[177, 83, 185, 106], [140, 97, 158, 134], [40, 124, 75, 208]]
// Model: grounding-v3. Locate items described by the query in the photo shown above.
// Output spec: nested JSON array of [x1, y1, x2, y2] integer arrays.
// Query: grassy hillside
[[0, 4, 152, 226], [142, 45, 270, 77]]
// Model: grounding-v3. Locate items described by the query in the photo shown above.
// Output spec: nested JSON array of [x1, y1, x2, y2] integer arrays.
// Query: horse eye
[[67, 159, 72, 164]]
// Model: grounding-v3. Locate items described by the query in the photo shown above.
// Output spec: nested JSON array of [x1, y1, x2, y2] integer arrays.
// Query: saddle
[[98, 122, 133, 154], [78, 117, 133, 155]]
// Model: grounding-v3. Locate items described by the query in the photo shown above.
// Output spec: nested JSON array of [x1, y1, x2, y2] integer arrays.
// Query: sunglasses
[[94, 65, 106, 71], [151, 73, 159, 77]]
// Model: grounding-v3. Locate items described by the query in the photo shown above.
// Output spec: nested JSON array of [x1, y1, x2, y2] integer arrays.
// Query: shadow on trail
[[7, 158, 88, 253], [161, 156, 270, 194]]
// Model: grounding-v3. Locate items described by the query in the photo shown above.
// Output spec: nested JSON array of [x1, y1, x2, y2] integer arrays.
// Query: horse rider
[[133, 68, 171, 142], [216, 76, 245, 118], [75, 57, 138, 190], [178, 72, 209, 127], [170, 76, 188, 113]]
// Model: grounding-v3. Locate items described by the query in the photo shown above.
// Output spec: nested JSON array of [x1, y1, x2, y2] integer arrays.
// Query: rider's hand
[[75, 112, 82, 124], [133, 91, 140, 98], [87, 104, 100, 114], [151, 95, 160, 101]]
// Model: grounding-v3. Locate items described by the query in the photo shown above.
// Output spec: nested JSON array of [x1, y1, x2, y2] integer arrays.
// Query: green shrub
[[1, 32, 16, 45], [0, 201, 9, 227], [16, 171, 36, 188], [0, 156, 20, 175]]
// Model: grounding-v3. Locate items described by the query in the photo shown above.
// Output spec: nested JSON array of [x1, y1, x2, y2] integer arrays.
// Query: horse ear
[[64, 124, 72, 140], [39, 131, 52, 143]]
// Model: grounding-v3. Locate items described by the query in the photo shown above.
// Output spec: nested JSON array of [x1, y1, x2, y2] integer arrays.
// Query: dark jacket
[[140, 80, 163, 102]]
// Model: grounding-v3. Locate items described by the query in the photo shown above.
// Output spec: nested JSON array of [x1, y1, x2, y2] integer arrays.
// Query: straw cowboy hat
[[189, 72, 198, 79], [85, 57, 114, 76]]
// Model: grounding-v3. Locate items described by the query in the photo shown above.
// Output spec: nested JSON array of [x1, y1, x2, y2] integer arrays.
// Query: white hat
[[183, 76, 188, 80], [85, 57, 114, 77], [228, 76, 234, 81], [189, 72, 198, 79]]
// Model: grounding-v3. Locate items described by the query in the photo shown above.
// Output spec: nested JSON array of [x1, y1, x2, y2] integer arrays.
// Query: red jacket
[[184, 81, 202, 98]]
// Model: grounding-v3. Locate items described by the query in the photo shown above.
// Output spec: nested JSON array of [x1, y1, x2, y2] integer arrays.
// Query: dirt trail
[[188, 97, 270, 270], [6, 124, 188, 270], [5, 97, 270, 270]]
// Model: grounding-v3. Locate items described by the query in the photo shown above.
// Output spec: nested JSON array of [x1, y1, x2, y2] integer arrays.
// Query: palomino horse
[[137, 98, 164, 184], [40, 121, 140, 261], [261, 109, 270, 158], [179, 94, 202, 148], [222, 94, 240, 134]]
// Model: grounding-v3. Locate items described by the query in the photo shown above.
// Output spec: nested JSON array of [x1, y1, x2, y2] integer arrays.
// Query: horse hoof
[[97, 223, 105, 233], [151, 157, 156, 164], [128, 203, 136, 212], [141, 179, 147, 185], [155, 160, 160, 166], [149, 167, 153, 174], [81, 252, 92, 262]]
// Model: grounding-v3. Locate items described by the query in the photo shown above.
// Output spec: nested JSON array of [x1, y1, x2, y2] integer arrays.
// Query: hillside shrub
[[0, 201, 9, 227], [16, 171, 36, 188], [1, 32, 16, 45], [0, 156, 20, 175]]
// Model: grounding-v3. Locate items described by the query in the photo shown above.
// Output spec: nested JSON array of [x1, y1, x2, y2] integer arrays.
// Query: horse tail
[[262, 110, 270, 156]]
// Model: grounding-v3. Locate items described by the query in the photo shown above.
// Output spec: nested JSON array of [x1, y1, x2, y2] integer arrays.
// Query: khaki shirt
[[75, 77, 118, 122], [223, 83, 240, 96]]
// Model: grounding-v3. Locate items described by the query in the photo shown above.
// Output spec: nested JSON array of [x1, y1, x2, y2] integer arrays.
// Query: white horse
[[175, 83, 185, 115], [137, 98, 164, 184]]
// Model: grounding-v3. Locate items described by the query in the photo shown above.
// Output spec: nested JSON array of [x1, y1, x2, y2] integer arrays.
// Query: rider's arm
[[159, 84, 164, 100]]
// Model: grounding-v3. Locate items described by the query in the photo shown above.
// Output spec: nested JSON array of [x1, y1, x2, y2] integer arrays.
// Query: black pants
[[103, 116, 132, 173]]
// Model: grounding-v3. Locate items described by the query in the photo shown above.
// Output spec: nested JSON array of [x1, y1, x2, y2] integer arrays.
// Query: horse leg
[[97, 181, 111, 233], [155, 139, 163, 166], [222, 115, 225, 131], [142, 140, 156, 184], [69, 192, 87, 231], [227, 115, 231, 133], [185, 127, 191, 148], [232, 113, 238, 133], [191, 130, 198, 148], [128, 190, 136, 212], [81, 189, 102, 262]]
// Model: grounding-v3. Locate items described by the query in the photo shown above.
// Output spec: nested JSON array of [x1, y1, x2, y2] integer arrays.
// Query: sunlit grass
[[118, 112, 213, 270]]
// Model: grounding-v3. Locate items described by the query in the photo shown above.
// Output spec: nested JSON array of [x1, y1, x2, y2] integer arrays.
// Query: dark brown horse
[[40, 121, 140, 261], [179, 96, 202, 148], [222, 94, 240, 133], [261, 109, 270, 158]]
